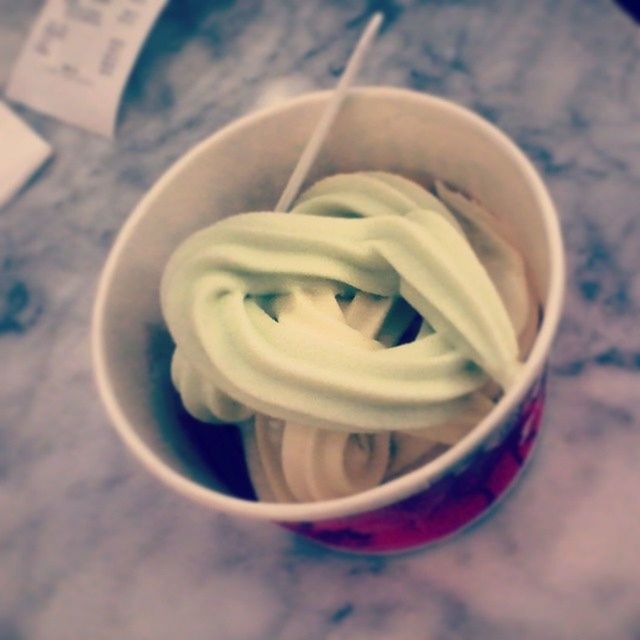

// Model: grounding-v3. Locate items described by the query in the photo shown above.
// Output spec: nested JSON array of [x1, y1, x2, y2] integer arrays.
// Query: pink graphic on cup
[[280, 372, 546, 553]]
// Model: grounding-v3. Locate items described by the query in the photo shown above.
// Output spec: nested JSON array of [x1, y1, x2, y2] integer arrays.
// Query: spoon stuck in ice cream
[[159, 11, 539, 503]]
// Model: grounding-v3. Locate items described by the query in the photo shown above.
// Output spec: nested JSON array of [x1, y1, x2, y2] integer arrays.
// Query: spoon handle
[[275, 12, 383, 213]]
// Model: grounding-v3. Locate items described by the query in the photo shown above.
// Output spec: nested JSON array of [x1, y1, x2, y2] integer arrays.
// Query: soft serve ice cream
[[161, 172, 538, 503]]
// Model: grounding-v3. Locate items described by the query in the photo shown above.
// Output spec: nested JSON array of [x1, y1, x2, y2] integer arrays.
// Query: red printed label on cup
[[281, 371, 547, 553]]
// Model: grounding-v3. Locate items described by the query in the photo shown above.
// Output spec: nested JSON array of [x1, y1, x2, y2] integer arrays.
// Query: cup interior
[[92, 87, 564, 521]]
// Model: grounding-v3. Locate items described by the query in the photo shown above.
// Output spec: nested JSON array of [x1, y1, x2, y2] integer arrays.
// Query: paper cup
[[92, 87, 565, 553]]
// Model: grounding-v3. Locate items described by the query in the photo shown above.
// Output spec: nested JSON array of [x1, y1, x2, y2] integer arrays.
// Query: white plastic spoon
[[275, 12, 383, 213]]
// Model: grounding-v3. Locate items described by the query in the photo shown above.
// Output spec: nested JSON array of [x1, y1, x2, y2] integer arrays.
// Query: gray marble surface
[[1, 1, 639, 638]]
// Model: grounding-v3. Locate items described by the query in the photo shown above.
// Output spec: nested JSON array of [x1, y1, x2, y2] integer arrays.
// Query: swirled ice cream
[[161, 172, 538, 503]]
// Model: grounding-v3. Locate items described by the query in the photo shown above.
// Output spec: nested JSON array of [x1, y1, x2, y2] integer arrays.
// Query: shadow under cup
[[93, 87, 564, 553]]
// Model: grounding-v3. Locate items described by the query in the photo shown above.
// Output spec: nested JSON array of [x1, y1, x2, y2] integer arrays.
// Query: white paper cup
[[92, 87, 564, 553]]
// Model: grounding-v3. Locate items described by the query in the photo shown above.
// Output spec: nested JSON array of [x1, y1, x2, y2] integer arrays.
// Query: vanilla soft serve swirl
[[161, 172, 535, 501]]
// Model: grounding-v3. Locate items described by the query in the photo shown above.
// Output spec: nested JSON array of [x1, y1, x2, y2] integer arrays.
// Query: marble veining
[[1, 1, 639, 638]]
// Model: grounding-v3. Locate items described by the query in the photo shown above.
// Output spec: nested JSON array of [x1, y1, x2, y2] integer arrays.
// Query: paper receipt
[[6, 0, 168, 137]]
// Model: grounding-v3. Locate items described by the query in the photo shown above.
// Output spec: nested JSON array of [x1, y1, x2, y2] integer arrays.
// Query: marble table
[[1, 1, 639, 638]]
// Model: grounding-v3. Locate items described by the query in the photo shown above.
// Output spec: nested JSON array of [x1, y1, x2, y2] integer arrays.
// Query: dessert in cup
[[93, 87, 564, 552]]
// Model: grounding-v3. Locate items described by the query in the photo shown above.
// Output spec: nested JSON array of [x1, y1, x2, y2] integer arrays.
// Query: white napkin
[[0, 101, 51, 209]]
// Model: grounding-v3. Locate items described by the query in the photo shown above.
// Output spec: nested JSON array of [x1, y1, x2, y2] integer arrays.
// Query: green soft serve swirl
[[161, 172, 530, 437]]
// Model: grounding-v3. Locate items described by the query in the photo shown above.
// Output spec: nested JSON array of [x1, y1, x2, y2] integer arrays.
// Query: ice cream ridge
[[161, 171, 538, 503]]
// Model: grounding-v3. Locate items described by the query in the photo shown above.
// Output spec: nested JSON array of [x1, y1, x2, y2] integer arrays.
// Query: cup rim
[[92, 86, 565, 522]]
